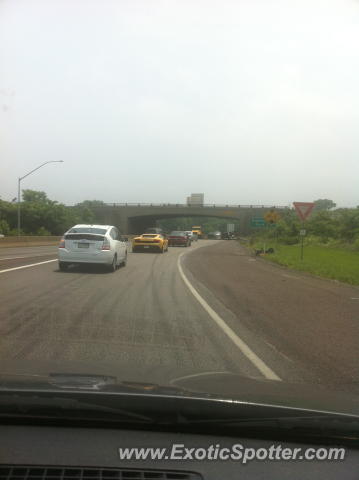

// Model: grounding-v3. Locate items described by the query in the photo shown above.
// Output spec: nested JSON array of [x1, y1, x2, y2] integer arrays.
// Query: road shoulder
[[180, 240, 359, 393]]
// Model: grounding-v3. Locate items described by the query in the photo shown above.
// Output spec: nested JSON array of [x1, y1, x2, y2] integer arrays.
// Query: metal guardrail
[[0, 235, 61, 247], [99, 203, 289, 209]]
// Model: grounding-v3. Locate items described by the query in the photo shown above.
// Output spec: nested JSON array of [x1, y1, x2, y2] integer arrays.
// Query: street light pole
[[17, 160, 64, 236], [17, 177, 21, 237]]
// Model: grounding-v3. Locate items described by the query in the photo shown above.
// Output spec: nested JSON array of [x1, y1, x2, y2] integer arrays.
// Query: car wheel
[[122, 252, 128, 266], [109, 255, 117, 272], [58, 261, 68, 271]]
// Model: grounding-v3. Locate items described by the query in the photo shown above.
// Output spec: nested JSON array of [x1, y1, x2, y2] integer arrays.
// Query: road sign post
[[299, 224, 306, 260], [264, 210, 281, 248], [293, 202, 314, 260]]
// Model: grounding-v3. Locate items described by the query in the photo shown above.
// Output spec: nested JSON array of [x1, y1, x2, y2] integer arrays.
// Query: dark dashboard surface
[[1, 425, 358, 480]]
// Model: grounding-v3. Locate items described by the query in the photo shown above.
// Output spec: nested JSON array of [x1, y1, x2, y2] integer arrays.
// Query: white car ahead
[[58, 224, 127, 272], [185, 230, 197, 241]]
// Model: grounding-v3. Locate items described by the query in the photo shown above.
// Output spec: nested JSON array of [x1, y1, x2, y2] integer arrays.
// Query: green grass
[[253, 241, 359, 285]]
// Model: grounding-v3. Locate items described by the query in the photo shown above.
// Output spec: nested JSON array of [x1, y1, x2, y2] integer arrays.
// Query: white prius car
[[58, 224, 127, 272]]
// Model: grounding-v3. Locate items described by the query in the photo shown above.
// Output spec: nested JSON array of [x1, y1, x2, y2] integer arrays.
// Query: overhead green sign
[[251, 217, 266, 227]]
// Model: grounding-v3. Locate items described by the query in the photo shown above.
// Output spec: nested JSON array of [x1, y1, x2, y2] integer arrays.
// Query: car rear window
[[65, 234, 105, 241], [170, 231, 185, 236], [68, 227, 108, 234], [142, 234, 157, 238]]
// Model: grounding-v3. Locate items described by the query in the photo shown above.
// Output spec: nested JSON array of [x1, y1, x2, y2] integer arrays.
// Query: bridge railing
[[101, 203, 289, 209]]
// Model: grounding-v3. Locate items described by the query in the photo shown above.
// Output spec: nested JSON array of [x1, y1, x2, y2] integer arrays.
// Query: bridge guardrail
[[98, 203, 289, 209]]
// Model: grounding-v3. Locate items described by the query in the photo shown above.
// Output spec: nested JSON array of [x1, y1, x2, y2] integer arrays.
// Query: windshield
[[1, 0, 359, 425]]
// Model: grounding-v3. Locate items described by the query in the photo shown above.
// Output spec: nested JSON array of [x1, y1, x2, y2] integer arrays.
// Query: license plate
[[78, 243, 89, 248], [143, 246, 150, 249]]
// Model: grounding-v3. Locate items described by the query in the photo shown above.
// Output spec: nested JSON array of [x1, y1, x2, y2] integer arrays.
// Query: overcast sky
[[1, 0, 359, 207]]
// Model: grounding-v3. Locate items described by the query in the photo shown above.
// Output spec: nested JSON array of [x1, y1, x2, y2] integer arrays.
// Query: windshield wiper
[[172, 413, 359, 442], [0, 394, 154, 423]]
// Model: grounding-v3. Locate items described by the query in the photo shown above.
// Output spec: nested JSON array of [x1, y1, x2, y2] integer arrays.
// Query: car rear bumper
[[58, 248, 114, 264], [132, 243, 163, 251]]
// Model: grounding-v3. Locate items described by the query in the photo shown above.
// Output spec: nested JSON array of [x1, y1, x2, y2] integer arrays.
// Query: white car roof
[[67, 223, 113, 232]]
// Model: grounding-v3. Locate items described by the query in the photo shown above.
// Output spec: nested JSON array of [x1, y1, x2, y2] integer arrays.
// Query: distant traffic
[[57, 224, 238, 270]]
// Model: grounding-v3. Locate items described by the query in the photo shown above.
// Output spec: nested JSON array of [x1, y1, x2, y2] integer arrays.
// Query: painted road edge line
[[0, 253, 58, 261], [177, 253, 281, 381], [0, 259, 57, 274], [0, 256, 29, 261]]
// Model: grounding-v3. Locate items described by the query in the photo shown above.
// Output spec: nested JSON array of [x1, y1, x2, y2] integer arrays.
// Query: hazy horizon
[[1, 0, 359, 208]]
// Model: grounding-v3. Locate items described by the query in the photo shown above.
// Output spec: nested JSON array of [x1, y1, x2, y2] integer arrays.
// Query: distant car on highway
[[185, 231, 197, 242], [168, 231, 191, 247], [222, 232, 237, 240], [58, 224, 128, 272], [132, 233, 168, 253], [207, 231, 222, 240], [191, 226, 203, 238]]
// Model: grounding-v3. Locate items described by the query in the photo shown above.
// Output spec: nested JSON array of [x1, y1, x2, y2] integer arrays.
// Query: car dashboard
[[1, 424, 358, 480]]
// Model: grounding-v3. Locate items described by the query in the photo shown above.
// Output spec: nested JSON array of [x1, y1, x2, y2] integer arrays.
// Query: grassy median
[[252, 242, 359, 286]]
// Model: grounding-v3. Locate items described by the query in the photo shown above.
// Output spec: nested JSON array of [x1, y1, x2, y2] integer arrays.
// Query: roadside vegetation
[[0, 190, 107, 236], [250, 199, 359, 285]]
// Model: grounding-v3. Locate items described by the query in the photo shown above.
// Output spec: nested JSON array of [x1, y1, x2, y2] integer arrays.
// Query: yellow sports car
[[132, 233, 169, 253]]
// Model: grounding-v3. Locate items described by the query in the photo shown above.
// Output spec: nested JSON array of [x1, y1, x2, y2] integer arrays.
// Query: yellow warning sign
[[264, 210, 281, 224]]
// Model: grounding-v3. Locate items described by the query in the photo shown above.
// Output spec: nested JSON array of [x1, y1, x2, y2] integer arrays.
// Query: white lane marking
[[350, 297, 359, 300], [0, 259, 57, 274], [171, 371, 233, 384], [264, 340, 294, 363], [0, 256, 29, 260], [0, 254, 54, 261], [177, 253, 281, 381]]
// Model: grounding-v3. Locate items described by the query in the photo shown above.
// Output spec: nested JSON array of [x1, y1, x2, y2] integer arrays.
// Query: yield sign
[[293, 202, 315, 221]]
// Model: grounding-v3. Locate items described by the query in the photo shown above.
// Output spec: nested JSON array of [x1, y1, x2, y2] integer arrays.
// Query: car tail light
[[102, 237, 111, 250], [59, 238, 65, 248]]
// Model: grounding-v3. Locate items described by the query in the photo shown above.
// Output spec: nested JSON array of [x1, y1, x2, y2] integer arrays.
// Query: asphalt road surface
[[0, 240, 358, 393]]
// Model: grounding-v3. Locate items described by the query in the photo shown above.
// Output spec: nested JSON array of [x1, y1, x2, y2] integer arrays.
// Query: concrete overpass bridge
[[91, 203, 288, 235]]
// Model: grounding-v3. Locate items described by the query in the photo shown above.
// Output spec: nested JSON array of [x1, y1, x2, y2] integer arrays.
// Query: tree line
[[0, 190, 107, 236], [253, 199, 359, 250]]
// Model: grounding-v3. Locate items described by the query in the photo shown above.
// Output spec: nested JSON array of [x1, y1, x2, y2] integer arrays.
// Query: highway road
[[0, 240, 358, 393]]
